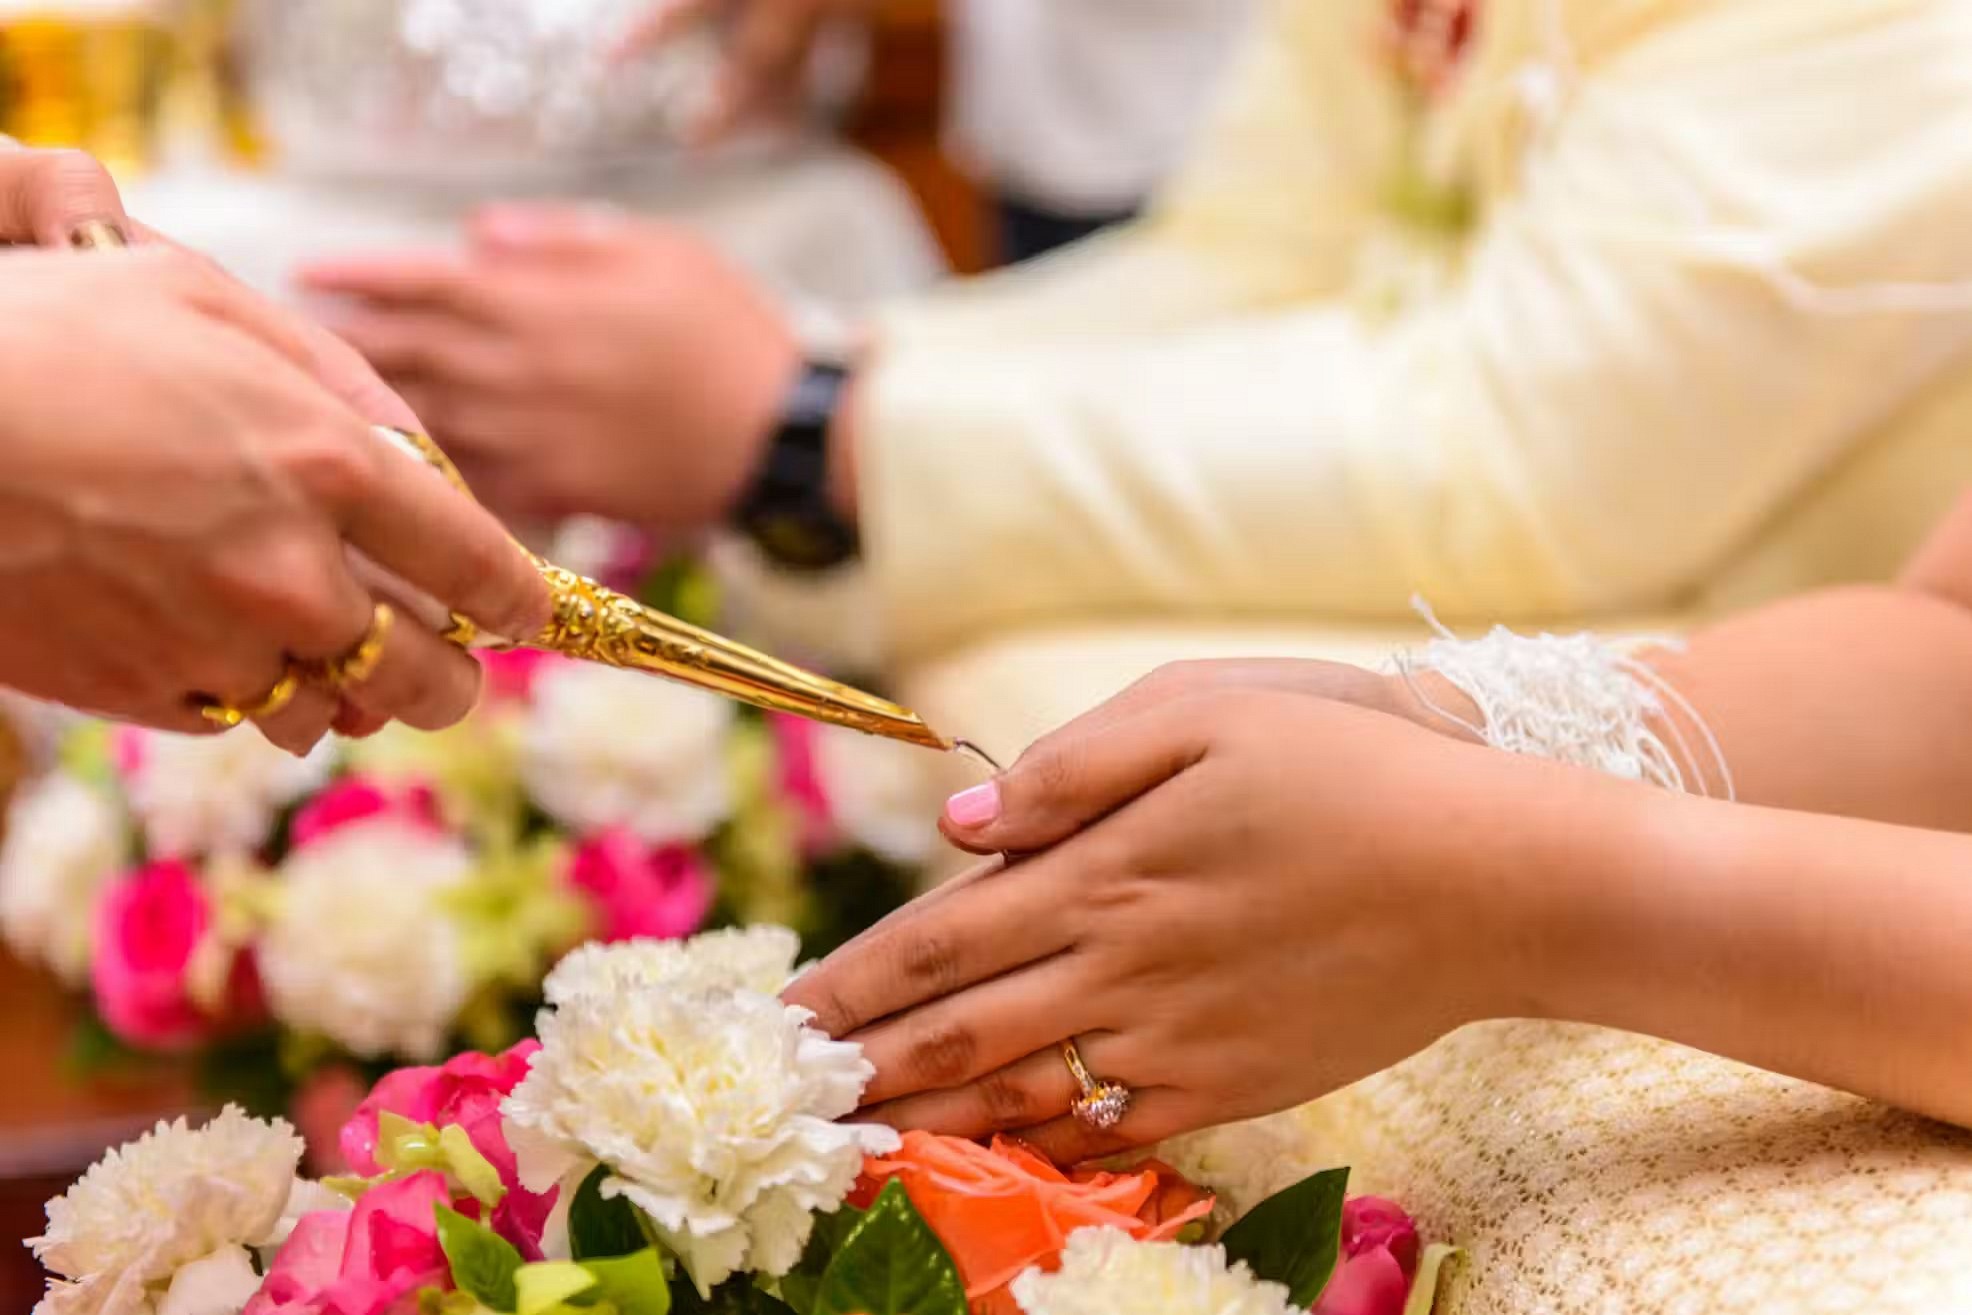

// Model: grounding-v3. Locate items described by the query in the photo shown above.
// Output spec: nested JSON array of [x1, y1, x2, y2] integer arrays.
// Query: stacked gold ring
[[198, 669, 302, 728], [319, 604, 395, 691]]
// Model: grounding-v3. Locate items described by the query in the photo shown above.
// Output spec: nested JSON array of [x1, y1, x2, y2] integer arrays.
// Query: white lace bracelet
[[1393, 600, 1734, 800]]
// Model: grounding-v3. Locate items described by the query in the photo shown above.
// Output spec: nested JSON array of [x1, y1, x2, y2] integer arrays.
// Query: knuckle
[[976, 1069, 1044, 1126], [899, 932, 964, 996], [282, 429, 382, 509], [205, 533, 344, 636], [905, 1021, 977, 1087]]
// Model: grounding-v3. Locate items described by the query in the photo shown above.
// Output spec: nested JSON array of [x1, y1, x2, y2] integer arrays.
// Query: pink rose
[[91, 861, 221, 1050], [248, 1172, 453, 1315], [566, 830, 715, 945], [340, 1043, 553, 1257], [1312, 1197, 1422, 1315], [290, 778, 443, 851], [768, 714, 835, 857], [477, 648, 556, 702]]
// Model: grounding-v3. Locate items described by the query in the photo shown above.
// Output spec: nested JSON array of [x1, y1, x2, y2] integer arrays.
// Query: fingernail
[[945, 782, 1001, 828]]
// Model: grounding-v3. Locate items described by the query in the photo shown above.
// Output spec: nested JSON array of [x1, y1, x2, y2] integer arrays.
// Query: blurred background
[[0, 1, 980, 1302]]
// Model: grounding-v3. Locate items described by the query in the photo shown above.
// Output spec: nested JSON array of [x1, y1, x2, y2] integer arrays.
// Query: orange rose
[[851, 1132, 1215, 1314]]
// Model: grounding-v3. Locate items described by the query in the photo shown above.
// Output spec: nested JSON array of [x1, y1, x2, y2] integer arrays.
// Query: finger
[[471, 202, 636, 259], [297, 253, 488, 315], [858, 1033, 1136, 1141], [330, 597, 485, 732], [849, 956, 1097, 1107], [940, 696, 1215, 857], [1012, 1087, 1195, 1168], [783, 859, 1079, 1039], [253, 681, 339, 759], [611, 0, 723, 61], [123, 223, 425, 432], [319, 306, 510, 387], [0, 148, 129, 246], [332, 426, 552, 642]]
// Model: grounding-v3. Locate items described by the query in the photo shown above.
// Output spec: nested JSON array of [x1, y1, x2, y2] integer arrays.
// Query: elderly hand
[[0, 247, 550, 749], [784, 674, 1609, 1166], [299, 204, 801, 528]]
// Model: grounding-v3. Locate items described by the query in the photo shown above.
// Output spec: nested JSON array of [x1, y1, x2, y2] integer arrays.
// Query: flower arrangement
[[0, 556, 937, 1135], [24, 934, 1454, 1315]]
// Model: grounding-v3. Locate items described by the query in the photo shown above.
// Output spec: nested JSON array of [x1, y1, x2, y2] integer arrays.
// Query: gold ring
[[441, 612, 479, 649], [319, 604, 395, 691], [1061, 1040, 1131, 1132], [69, 220, 128, 251], [198, 668, 302, 729]]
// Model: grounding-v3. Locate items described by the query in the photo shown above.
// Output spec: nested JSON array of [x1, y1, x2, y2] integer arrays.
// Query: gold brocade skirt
[[1292, 1022, 1972, 1313]]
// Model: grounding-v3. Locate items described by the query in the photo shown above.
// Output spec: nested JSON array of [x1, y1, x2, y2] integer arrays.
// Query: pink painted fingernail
[[945, 782, 1001, 828]]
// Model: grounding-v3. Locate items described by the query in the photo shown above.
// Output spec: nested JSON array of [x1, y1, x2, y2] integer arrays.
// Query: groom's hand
[[0, 143, 132, 246], [0, 248, 550, 749], [300, 205, 802, 529]]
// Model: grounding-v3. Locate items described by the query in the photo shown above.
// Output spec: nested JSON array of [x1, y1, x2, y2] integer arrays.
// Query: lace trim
[[1393, 599, 1733, 800]]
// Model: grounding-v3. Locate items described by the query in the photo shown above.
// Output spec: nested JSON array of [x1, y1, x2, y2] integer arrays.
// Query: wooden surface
[[850, 0, 986, 274], [0, 948, 197, 1307]]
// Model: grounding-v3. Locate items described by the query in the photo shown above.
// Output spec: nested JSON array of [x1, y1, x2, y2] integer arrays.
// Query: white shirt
[[948, 0, 1259, 217]]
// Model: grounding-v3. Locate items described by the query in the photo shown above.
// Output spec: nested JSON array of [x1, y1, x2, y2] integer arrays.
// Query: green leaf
[[436, 1203, 525, 1313], [517, 1262, 597, 1315], [778, 1200, 868, 1315], [575, 1249, 673, 1315], [1221, 1167, 1351, 1307], [1401, 1244, 1462, 1315], [812, 1181, 965, 1315], [669, 1280, 795, 1314], [570, 1165, 650, 1262]]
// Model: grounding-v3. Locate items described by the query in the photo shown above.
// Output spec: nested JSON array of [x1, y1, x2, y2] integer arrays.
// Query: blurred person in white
[[306, 0, 1972, 690], [0, 141, 548, 755], [620, 0, 1258, 262]]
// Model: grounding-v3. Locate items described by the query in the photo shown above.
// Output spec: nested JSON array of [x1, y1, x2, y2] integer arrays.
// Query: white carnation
[[121, 731, 332, 859], [258, 819, 472, 1060], [542, 925, 801, 1006], [521, 663, 732, 844], [1010, 1229, 1297, 1315], [812, 728, 940, 865], [503, 945, 896, 1295], [31, 1107, 304, 1315], [1, 775, 126, 986]]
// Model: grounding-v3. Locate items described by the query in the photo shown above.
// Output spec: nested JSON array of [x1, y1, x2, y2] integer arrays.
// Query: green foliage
[[435, 1204, 525, 1314], [809, 1182, 965, 1315], [570, 1164, 650, 1262], [1222, 1167, 1351, 1308]]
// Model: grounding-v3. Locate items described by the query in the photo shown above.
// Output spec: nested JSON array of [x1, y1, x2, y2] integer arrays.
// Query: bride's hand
[[786, 685, 1612, 1164], [0, 144, 131, 245], [0, 248, 549, 748]]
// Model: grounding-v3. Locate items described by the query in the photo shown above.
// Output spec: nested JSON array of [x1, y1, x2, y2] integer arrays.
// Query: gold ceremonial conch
[[379, 427, 952, 752]]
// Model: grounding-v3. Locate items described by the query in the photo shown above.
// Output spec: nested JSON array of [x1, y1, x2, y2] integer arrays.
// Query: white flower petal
[[1010, 1229, 1298, 1315], [0, 775, 125, 986], [155, 1246, 259, 1315], [122, 732, 332, 860]]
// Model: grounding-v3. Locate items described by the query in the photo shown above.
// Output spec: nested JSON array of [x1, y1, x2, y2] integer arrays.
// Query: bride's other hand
[[299, 206, 800, 528], [616, 0, 866, 144], [0, 249, 550, 748], [785, 688, 1606, 1164]]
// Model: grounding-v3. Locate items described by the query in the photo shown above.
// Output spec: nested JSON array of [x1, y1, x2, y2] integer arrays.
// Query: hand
[[300, 205, 801, 528], [0, 145, 130, 245], [785, 682, 1606, 1165], [618, 0, 868, 143], [0, 248, 551, 750]]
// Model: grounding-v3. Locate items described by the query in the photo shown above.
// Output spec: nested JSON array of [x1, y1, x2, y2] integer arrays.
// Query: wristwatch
[[730, 361, 860, 572]]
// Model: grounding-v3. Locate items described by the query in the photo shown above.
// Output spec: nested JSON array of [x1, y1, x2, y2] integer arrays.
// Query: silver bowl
[[237, 0, 834, 186]]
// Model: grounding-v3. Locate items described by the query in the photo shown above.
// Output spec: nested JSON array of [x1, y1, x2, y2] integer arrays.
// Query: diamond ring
[[1061, 1040, 1131, 1132]]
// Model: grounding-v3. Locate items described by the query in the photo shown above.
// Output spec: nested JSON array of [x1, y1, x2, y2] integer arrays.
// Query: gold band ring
[[441, 612, 479, 649], [319, 604, 395, 691], [1061, 1040, 1132, 1132], [198, 668, 302, 729]]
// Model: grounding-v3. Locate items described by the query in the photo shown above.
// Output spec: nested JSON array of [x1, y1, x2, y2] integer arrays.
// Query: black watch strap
[[731, 362, 860, 572]]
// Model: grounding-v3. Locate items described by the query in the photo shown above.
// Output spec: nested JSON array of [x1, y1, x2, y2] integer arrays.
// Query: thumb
[[0, 148, 130, 246], [940, 699, 1211, 856]]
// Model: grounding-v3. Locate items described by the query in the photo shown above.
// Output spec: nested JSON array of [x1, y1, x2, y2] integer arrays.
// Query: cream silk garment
[[857, 0, 1972, 665]]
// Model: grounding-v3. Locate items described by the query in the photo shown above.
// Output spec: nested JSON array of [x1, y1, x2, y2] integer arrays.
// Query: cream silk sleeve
[[857, 0, 1972, 662]]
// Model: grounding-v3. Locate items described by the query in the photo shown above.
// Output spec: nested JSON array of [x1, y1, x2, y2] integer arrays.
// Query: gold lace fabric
[[1289, 1021, 1972, 1312]]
